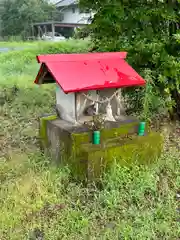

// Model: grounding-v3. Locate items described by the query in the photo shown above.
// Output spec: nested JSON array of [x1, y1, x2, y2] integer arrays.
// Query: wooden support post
[[51, 23, 55, 39], [38, 26, 40, 39], [31, 24, 34, 39], [44, 25, 47, 35]]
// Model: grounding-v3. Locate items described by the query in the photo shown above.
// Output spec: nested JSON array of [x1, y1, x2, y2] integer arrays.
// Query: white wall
[[56, 85, 76, 124], [60, 6, 92, 24]]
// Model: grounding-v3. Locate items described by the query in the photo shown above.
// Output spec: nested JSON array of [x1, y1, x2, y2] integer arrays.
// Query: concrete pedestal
[[39, 115, 163, 181]]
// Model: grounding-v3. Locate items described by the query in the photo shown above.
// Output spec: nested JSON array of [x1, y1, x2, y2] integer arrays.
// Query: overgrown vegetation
[[0, 41, 179, 239], [1, 150, 179, 239], [80, 0, 180, 120]]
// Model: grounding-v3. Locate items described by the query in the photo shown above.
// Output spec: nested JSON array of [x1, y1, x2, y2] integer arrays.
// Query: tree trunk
[[171, 89, 180, 120]]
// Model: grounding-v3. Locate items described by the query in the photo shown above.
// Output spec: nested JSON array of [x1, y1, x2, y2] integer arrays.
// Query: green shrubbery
[[80, 0, 180, 120]]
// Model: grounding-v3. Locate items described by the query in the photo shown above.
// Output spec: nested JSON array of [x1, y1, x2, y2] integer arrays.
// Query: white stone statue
[[115, 90, 123, 118], [105, 101, 116, 122]]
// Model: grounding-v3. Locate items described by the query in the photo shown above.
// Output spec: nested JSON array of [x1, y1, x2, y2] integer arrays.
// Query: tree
[[80, 0, 180, 119], [1, 0, 58, 37]]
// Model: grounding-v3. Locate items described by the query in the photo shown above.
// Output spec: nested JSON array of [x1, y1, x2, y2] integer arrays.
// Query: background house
[[55, 0, 93, 25], [32, 0, 93, 39], [49, 0, 93, 25]]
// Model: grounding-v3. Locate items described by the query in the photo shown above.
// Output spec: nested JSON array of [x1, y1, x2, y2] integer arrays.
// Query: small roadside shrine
[[34, 52, 163, 181]]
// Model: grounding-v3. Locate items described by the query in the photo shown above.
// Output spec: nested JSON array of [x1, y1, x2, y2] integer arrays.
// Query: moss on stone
[[101, 122, 140, 139], [39, 114, 57, 148], [71, 122, 141, 147], [74, 132, 163, 181], [40, 117, 162, 181]]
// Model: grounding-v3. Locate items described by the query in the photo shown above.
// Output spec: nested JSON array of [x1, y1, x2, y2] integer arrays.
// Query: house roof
[[55, 0, 78, 7], [34, 52, 146, 93], [48, 0, 59, 4], [33, 21, 86, 27]]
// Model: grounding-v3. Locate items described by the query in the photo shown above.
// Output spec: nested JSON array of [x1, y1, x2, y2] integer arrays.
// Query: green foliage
[[73, 26, 92, 39], [84, 114, 105, 131], [80, 0, 180, 120], [124, 70, 169, 121], [1, 0, 59, 37]]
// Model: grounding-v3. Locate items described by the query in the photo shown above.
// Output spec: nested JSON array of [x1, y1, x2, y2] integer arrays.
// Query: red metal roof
[[36, 52, 127, 63], [35, 52, 146, 93]]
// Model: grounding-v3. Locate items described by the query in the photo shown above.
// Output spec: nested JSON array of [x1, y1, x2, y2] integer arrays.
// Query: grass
[[0, 39, 83, 48], [0, 39, 89, 86], [0, 41, 40, 48], [0, 40, 179, 239]]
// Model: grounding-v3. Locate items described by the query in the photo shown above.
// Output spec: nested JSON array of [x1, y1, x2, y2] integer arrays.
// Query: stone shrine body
[[35, 52, 145, 125], [55, 86, 126, 124]]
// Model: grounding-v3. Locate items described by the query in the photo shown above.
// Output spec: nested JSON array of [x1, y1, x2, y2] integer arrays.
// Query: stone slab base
[[39, 115, 163, 181]]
